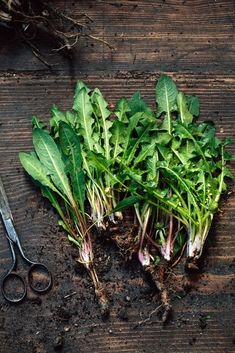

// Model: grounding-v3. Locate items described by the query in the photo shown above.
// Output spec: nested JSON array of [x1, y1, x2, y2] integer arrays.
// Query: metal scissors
[[0, 177, 52, 303]]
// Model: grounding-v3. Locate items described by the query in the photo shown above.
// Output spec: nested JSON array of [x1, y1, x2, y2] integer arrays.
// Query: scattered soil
[[0, 2, 234, 346], [0, 198, 234, 353]]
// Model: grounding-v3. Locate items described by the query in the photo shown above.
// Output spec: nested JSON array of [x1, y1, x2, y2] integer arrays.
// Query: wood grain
[[0, 0, 234, 73], [0, 73, 234, 352], [0, 1, 234, 353]]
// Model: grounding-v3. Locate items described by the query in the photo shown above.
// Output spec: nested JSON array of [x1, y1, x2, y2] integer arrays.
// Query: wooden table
[[0, 1, 234, 352]]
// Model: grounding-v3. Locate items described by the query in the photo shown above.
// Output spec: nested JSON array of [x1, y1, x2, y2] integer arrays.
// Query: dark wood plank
[[0, 76, 234, 353], [0, 1, 234, 352], [0, 0, 234, 74], [0, 73, 234, 266]]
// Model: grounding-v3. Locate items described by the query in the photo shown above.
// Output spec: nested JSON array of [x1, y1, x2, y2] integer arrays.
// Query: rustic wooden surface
[[0, 1, 234, 353]]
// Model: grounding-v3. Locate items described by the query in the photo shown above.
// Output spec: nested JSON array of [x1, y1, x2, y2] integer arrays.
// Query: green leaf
[[177, 92, 193, 125], [174, 122, 192, 139], [134, 140, 156, 166], [171, 137, 181, 150], [156, 75, 178, 134], [67, 234, 81, 247], [173, 232, 186, 256], [19, 152, 58, 193], [73, 87, 94, 151], [89, 152, 122, 186], [223, 166, 235, 180], [186, 95, 200, 117], [223, 151, 235, 161], [41, 185, 64, 218], [32, 116, 46, 130], [110, 120, 127, 159], [125, 123, 153, 165], [131, 169, 145, 185], [65, 111, 77, 128], [115, 97, 130, 122], [122, 112, 143, 155], [74, 80, 91, 95], [175, 140, 196, 164], [59, 122, 85, 213], [146, 153, 159, 181], [200, 123, 216, 146], [157, 145, 173, 162], [155, 131, 172, 146], [50, 104, 67, 133], [33, 128, 73, 203], [58, 220, 71, 234], [113, 195, 143, 213], [221, 180, 227, 192], [159, 116, 171, 131], [91, 88, 112, 159], [91, 131, 104, 154], [128, 92, 152, 117]]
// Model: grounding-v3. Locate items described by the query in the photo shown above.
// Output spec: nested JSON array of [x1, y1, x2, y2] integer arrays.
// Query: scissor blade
[[0, 177, 12, 220]]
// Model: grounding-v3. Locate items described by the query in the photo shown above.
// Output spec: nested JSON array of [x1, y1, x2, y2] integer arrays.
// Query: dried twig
[[0, 0, 114, 65], [133, 304, 163, 329]]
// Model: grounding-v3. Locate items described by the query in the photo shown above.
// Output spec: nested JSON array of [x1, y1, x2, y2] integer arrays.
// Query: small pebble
[[53, 335, 64, 350], [125, 296, 131, 302], [64, 326, 70, 332]]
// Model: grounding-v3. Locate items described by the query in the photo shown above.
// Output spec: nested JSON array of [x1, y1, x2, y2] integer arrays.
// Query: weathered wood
[[0, 0, 234, 73], [0, 73, 234, 353], [0, 1, 234, 353]]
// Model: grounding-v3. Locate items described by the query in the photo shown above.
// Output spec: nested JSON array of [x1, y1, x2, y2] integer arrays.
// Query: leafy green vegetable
[[73, 86, 94, 151], [129, 91, 152, 117], [91, 88, 112, 160], [20, 121, 109, 316], [20, 74, 234, 322], [59, 122, 85, 213], [186, 95, 200, 117], [33, 128, 73, 205], [156, 75, 178, 134], [19, 152, 59, 194], [50, 104, 67, 133], [177, 92, 193, 125], [113, 195, 143, 213]]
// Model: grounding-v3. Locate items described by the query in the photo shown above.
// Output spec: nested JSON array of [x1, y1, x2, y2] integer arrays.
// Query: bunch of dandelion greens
[[20, 75, 234, 321]]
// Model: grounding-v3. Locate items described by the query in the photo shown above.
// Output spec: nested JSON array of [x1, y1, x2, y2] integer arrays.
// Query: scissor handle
[[1, 272, 27, 303], [28, 263, 52, 294], [1, 264, 52, 303]]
